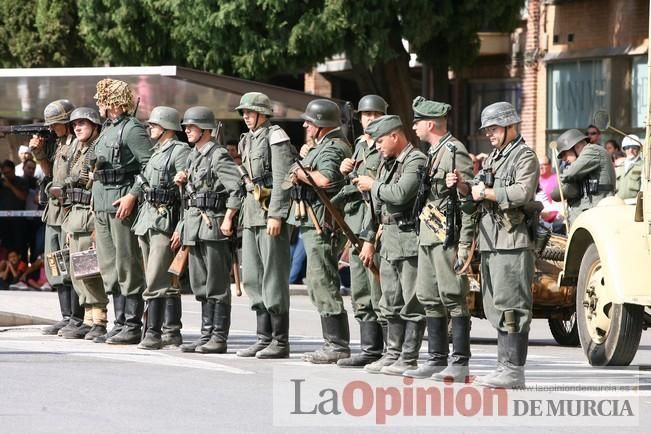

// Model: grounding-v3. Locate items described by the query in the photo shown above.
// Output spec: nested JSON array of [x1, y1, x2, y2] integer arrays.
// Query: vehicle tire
[[540, 245, 565, 262], [576, 243, 643, 366], [548, 313, 579, 347]]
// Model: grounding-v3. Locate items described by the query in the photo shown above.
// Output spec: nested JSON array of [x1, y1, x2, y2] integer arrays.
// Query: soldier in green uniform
[[173, 106, 242, 354], [30, 99, 85, 336], [60, 107, 107, 340], [133, 106, 190, 350], [447, 101, 539, 388], [234, 92, 295, 359], [288, 99, 352, 364], [92, 79, 151, 345], [616, 134, 643, 200], [404, 97, 474, 382], [554, 128, 615, 225], [335, 95, 387, 368], [354, 115, 427, 376]]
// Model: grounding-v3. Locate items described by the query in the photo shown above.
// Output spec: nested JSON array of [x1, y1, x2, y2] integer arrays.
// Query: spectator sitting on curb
[[0, 250, 28, 290]]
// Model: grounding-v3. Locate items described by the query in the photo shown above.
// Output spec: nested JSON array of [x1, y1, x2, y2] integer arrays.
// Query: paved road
[[1, 290, 650, 433]]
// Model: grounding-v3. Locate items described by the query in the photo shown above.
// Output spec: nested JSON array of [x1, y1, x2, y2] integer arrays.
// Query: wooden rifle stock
[[294, 159, 380, 279], [231, 235, 242, 297], [168, 246, 189, 276]]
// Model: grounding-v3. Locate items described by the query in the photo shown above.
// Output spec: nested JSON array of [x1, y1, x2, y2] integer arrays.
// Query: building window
[[632, 55, 648, 129], [547, 59, 610, 131]]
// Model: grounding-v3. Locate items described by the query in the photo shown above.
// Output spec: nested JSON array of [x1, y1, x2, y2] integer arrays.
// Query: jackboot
[[256, 312, 290, 359], [473, 330, 507, 385], [404, 317, 448, 378], [365, 318, 405, 374], [106, 295, 144, 345], [381, 319, 426, 376], [474, 332, 527, 389], [42, 285, 71, 335], [62, 304, 92, 339], [236, 310, 272, 357], [85, 305, 108, 340], [197, 302, 230, 354], [161, 296, 183, 347], [305, 313, 350, 364], [432, 316, 471, 383], [180, 301, 214, 353], [302, 316, 330, 361], [58, 287, 84, 336], [337, 321, 383, 368], [94, 294, 126, 343], [138, 298, 165, 350]]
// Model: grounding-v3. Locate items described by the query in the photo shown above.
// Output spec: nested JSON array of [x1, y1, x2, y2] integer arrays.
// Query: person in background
[[612, 150, 626, 168], [225, 140, 242, 165], [604, 139, 620, 162], [586, 124, 601, 145], [538, 155, 557, 200], [615, 134, 643, 200], [0, 250, 28, 290], [21, 159, 45, 263], [0, 160, 29, 261], [15, 145, 44, 180]]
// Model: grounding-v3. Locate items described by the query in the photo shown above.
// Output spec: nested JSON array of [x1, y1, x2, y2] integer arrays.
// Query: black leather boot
[[337, 321, 383, 368], [106, 295, 144, 345], [381, 320, 426, 376], [432, 316, 471, 383], [197, 303, 231, 354], [57, 287, 84, 336], [404, 317, 449, 378], [256, 312, 290, 359], [305, 313, 350, 364], [94, 294, 126, 343], [475, 332, 527, 389], [180, 301, 214, 353], [161, 296, 183, 347], [236, 310, 272, 357], [365, 318, 405, 373], [42, 285, 71, 335], [138, 298, 165, 350]]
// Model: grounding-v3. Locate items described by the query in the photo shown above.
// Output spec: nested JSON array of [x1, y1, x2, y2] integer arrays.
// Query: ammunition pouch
[[252, 172, 273, 189], [188, 191, 227, 211], [290, 185, 317, 204], [95, 167, 136, 185], [582, 179, 612, 198], [66, 188, 92, 205], [143, 186, 179, 206]]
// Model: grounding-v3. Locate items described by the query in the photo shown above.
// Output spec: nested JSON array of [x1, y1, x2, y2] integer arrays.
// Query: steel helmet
[[301, 99, 341, 128], [555, 129, 589, 159], [69, 107, 102, 126], [234, 92, 273, 116], [622, 134, 642, 149], [181, 106, 217, 129], [147, 106, 182, 131], [44, 99, 75, 125], [479, 101, 520, 130], [357, 95, 388, 114]]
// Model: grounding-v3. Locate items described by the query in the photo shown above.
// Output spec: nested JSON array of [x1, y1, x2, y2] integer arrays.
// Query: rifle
[[294, 158, 380, 278], [0, 123, 57, 147], [411, 152, 434, 235], [168, 185, 189, 276], [133, 97, 140, 118], [342, 101, 357, 144], [443, 144, 459, 250]]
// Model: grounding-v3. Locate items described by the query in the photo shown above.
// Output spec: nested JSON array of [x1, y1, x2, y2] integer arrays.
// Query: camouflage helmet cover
[[357, 95, 388, 114], [301, 99, 341, 128], [182, 106, 217, 130], [234, 92, 273, 116], [94, 78, 135, 112], [44, 99, 75, 125], [479, 101, 520, 130], [69, 107, 102, 126], [147, 106, 182, 131]]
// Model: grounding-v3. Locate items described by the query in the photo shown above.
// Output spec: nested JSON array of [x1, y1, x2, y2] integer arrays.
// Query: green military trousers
[[188, 240, 232, 305], [44, 224, 71, 286], [138, 230, 180, 300], [300, 227, 346, 316], [69, 232, 108, 306], [416, 244, 469, 318], [94, 211, 146, 297], [480, 249, 534, 333], [378, 256, 424, 321], [349, 250, 382, 322], [241, 224, 291, 314]]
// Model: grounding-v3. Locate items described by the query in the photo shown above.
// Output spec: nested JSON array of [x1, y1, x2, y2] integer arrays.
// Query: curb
[[0, 311, 55, 327], [289, 284, 308, 297]]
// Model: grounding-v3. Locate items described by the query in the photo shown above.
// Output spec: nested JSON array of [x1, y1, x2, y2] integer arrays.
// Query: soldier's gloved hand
[[455, 242, 472, 273]]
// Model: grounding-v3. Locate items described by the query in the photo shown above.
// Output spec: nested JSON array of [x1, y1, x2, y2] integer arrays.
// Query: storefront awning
[[0, 65, 325, 122]]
